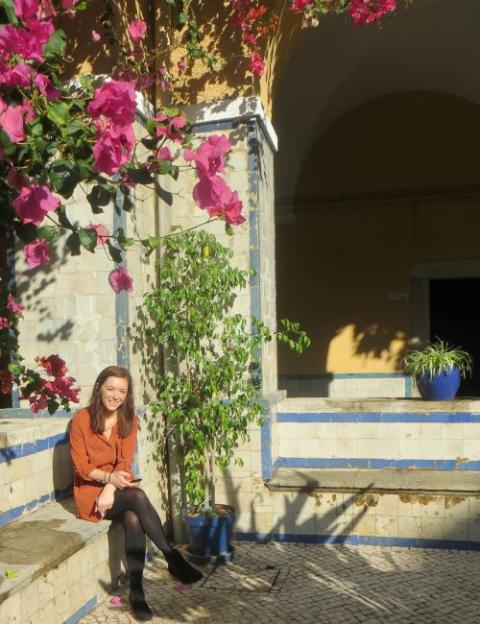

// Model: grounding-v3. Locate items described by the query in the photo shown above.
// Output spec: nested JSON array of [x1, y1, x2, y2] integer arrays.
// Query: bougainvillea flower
[[185, 134, 231, 178], [348, 0, 396, 26], [28, 388, 49, 413], [92, 120, 135, 175], [37, 0, 57, 19], [45, 376, 80, 401], [192, 175, 245, 225], [14, 0, 39, 21], [0, 317, 9, 330], [34, 74, 60, 100], [6, 294, 24, 316], [155, 112, 186, 142], [290, 0, 314, 12], [0, 97, 32, 143], [108, 267, 134, 293], [91, 30, 101, 42], [110, 596, 123, 607], [155, 146, 174, 161], [250, 51, 265, 76], [88, 80, 137, 127], [36, 354, 68, 378], [0, 62, 35, 88], [88, 223, 110, 246], [128, 20, 147, 41], [24, 239, 51, 268], [13, 184, 60, 225], [6, 167, 29, 190]]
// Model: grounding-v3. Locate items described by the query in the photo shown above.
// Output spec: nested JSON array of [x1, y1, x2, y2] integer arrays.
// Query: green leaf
[[48, 160, 79, 198], [106, 239, 123, 263], [126, 167, 154, 184], [78, 228, 97, 253], [46, 102, 70, 128], [2, 0, 18, 25], [44, 29, 67, 60], [4, 569, 19, 580], [66, 231, 81, 256], [37, 225, 60, 244], [163, 106, 181, 118], [57, 208, 74, 230], [119, 185, 133, 212], [87, 185, 111, 212]]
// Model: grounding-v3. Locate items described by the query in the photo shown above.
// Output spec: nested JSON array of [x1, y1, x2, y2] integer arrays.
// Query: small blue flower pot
[[183, 505, 235, 559], [416, 366, 461, 400]]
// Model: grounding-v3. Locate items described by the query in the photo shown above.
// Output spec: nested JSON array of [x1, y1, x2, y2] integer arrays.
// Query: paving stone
[[78, 542, 480, 624]]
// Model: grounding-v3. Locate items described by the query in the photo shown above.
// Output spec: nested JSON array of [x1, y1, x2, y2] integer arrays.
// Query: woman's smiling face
[[99, 376, 128, 413]]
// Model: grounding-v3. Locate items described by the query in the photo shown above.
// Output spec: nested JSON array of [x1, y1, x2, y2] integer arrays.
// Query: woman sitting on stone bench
[[69, 365, 202, 621]]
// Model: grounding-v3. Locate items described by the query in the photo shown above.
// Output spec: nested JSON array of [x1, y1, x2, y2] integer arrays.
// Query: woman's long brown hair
[[88, 366, 135, 438]]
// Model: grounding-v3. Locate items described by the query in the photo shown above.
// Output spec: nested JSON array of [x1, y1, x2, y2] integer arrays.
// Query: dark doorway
[[430, 278, 480, 397]]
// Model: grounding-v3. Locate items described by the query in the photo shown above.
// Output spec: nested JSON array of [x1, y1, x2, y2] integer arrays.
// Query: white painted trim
[[184, 97, 278, 152]]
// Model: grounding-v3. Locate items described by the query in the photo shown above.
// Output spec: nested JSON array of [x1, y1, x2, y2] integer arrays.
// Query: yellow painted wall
[[277, 92, 480, 375]]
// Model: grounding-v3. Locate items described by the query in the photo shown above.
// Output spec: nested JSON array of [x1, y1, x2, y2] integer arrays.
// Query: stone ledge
[[277, 397, 480, 413], [0, 499, 123, 623], [267, 467, 480, 495]]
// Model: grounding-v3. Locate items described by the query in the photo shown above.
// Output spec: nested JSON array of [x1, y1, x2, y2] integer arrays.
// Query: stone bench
[[0, 499, 124, 624]]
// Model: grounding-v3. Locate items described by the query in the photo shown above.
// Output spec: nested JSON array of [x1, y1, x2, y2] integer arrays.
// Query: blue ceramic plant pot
[[416, 366, 461, 400], [183, 505, 235, 559]]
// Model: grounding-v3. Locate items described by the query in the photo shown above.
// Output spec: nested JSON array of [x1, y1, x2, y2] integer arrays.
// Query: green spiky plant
[[405, 339, 473, 381]]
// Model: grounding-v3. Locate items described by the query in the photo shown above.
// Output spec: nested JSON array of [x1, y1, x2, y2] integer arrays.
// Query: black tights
[[105, 488, 174, 594]]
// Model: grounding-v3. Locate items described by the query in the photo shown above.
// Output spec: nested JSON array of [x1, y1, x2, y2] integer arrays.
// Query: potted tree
[[142, 229, 309, 562], [405, 339, 473, 400]]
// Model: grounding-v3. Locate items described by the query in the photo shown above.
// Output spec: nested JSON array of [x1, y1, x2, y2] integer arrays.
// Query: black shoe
[[129, 591, 153, 621], [166, 549, 203, 584]]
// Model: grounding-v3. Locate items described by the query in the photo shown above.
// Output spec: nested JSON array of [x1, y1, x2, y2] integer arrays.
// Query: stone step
[[0, 499, 123, 624]]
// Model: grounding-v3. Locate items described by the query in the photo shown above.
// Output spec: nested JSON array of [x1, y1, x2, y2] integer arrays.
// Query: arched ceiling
[[273, 0, 480, 208]]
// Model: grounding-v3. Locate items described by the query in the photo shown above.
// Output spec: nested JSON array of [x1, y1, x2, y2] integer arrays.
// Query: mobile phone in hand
[[130, 478, 142, 483]]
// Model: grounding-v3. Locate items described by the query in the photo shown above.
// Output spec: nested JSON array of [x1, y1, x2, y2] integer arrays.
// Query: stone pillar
[[161, 96, 280, 539]]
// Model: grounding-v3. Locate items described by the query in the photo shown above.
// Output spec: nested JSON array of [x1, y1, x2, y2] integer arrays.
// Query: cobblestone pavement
[[79, 542, 480, 624]]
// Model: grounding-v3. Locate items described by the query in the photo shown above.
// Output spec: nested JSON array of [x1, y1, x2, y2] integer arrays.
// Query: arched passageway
[[273, 0, 480, 398]]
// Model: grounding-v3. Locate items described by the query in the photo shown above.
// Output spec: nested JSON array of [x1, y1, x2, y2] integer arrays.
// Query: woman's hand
[[109, 470, 135, 489], [96, 485, 115, 517]]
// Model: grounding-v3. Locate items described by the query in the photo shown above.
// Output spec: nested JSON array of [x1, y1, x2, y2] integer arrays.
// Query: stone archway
[[273, 0, 480, 398]]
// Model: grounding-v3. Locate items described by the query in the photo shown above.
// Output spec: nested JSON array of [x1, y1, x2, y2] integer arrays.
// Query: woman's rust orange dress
[[69, 408, 138, 522]]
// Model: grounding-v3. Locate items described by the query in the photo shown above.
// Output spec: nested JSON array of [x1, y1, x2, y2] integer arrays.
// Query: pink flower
[[185, 135, 231, 177], [155, 112, 186, 142], [348, 0, 396, 26], [6, 167, 29, 190], [0, 317, 9, 330], [110, 596, 123, 607], [88, 80, 137, 127], [91, 30, 101, 42], [291, 0, 314, 12], [92, 120, 135, 175], [88, 223, 110, 246], [108, 267, 134, 293], [192, 175, 245, 224], [14, 0, 39, 21], [28, 390, 48, 413], [0, 62, 34, 88], [45, 376, 80, 402], [6, 294, 24, 316], [128, 20, 147, 41], [250, 52, 265, 77], [155, 146, 173, 161], [37, 354, 68, 378], [0, 97, 34, 143], [13, 184, 60, 225], [37, 0, 57, 19], [24, 239, 51, 268], [177, 58, 186, 72], [34, 74, 60, 100]]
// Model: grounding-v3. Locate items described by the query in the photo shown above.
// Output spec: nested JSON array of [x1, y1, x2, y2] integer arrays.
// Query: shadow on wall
[[211, 471, 480, 622]]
